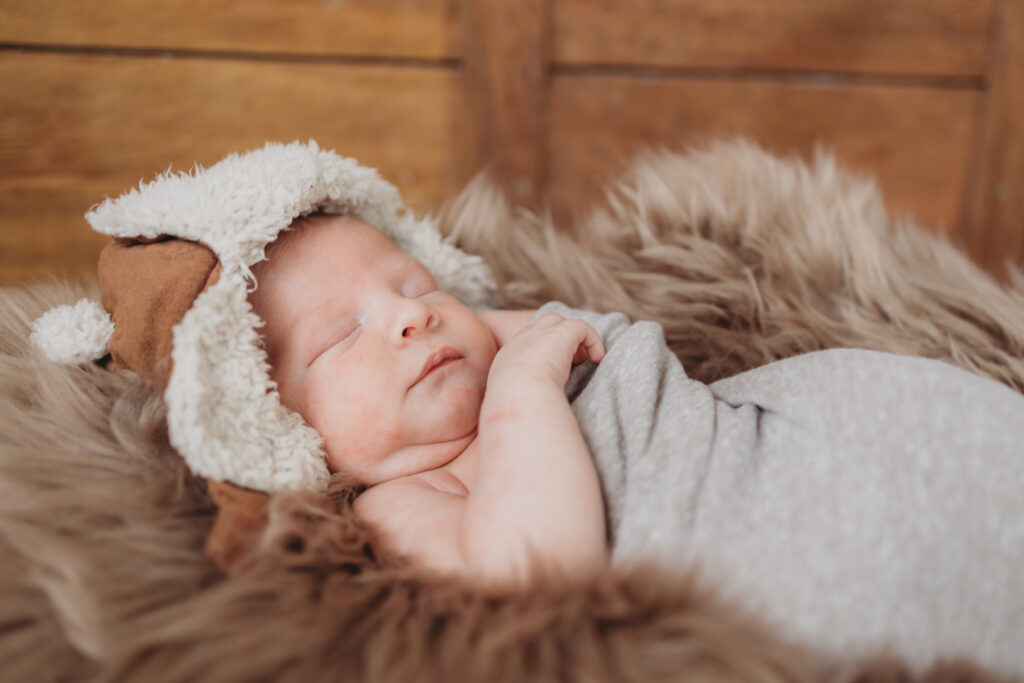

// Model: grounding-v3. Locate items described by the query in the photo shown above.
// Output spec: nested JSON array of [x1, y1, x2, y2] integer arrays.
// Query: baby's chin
[[322, 388, 485, 485], [328, 429, 477, 486]]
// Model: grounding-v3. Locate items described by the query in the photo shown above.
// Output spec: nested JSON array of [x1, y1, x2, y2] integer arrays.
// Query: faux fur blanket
[[2, 140, 1022, 682]]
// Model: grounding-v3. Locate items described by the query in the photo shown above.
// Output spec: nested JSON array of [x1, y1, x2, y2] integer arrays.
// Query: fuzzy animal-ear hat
[[31, 140, 497, 493]]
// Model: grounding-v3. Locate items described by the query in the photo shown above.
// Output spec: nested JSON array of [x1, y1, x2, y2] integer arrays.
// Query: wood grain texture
[[547, 74, 979, 233], [461, 0, 549, 208], [964, 0, 1024, 276], [554, 0, 995, 78], [0, 0, 459, 59], [0, 51, 460, 284]]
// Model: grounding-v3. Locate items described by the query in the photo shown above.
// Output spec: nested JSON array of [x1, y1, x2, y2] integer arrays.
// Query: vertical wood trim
[[460, 0, 550, 209], [963, 0, 1024, 277]]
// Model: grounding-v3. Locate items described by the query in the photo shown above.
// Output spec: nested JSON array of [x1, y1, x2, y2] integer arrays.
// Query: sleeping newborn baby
[[249, 212, 607, 579], [250, 212, 1024, 676]]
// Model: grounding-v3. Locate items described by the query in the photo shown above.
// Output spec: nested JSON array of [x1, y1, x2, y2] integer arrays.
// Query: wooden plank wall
[[1, 0, 1021, 284], [0, 0, 463, 284]]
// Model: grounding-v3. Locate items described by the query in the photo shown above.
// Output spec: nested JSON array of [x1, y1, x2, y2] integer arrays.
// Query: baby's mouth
[[412, 347, 464, 388]]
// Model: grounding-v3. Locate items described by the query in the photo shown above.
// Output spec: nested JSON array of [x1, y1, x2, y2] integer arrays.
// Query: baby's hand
[[487, 313, 605, 390]]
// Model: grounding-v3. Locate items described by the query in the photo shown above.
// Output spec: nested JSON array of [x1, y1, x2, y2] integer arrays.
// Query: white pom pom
[[30, 299, 114, 364]]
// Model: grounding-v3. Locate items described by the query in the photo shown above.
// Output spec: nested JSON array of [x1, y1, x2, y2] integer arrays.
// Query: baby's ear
[[204, 479, 270, 572]]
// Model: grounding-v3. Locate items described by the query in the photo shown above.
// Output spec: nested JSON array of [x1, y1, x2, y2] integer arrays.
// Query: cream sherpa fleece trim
[[56, 140, 498, 492], [166, 270, 329, 491], [30, 299, 115, 365]]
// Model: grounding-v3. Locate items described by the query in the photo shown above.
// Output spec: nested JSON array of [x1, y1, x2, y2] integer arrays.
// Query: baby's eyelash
[[308, 324, 359, 367]]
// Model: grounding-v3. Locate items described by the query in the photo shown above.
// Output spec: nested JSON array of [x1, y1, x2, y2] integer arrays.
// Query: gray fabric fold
[[536, 301, 1024, 676]]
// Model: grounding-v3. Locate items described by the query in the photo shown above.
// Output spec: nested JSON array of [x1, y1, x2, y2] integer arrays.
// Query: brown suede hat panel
[[99, 238, 221, 392]]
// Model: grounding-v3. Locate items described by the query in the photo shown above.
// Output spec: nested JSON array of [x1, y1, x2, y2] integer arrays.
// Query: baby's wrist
[[480, 377, 566, 425], [486, 366, 563, 397]]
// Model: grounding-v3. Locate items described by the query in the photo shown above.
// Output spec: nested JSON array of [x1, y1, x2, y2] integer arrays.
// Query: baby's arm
[[466, 313, 608, 580]]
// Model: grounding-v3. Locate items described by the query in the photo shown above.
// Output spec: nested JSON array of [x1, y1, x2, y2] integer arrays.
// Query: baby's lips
[[412, 347, 463, 387]]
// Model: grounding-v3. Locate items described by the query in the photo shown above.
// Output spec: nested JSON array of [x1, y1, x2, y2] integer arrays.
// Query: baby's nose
[[392, 300, 437, 342]]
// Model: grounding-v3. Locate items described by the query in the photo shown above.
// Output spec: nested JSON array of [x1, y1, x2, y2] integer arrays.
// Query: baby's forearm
[[464, 378, 607, 581]]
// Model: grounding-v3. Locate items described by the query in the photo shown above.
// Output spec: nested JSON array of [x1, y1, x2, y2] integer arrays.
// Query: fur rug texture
[[2, 140, 1022, 683]]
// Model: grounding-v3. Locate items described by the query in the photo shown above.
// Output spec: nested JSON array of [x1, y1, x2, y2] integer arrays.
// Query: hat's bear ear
[[98, 237, 221, 391]]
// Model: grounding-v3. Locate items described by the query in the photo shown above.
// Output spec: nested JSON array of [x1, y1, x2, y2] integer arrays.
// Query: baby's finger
[[571, 345, 588, 365], [531, 312, 565, 328], [583, 329, 605, 363], [568, 319, 605, 363]]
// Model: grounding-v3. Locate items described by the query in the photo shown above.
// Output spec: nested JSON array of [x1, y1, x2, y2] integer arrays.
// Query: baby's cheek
[[358, 406, 401, 443], [341, 393, 401, 446], [322, 405, 402, 475]]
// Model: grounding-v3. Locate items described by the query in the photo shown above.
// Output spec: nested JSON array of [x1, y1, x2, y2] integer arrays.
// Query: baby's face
[[249, 215, 497, 485]]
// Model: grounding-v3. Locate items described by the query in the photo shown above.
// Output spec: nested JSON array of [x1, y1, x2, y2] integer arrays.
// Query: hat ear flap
[[99, 237, 220, 391], [204, 480, 270, 572]]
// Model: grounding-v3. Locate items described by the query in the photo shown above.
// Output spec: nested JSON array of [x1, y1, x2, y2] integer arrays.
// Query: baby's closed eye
[[308, 319, 361, 365]]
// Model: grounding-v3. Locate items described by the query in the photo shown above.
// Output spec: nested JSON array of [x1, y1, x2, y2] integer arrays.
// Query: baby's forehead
[[254, 214, 431, 298], [260, 215, 404, 271], [268, 213, 372, 255]]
